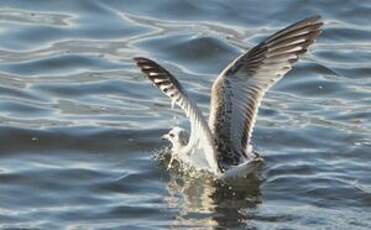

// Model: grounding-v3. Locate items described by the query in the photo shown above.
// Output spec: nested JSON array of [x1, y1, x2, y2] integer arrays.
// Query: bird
[[134, 16, 323, 180]]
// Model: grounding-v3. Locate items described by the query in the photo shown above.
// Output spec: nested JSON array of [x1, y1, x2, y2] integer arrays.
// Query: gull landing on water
[[134, 16, 323, 180]]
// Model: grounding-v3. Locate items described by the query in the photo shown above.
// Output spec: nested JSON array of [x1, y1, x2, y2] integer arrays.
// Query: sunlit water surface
[[0, 0, 370, 229]]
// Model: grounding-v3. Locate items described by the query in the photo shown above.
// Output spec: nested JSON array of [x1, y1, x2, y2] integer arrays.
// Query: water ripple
[[0, 0, 370, 229]]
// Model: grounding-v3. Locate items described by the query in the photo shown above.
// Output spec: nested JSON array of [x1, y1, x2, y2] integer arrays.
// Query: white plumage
[[134, 16, 323, 180]]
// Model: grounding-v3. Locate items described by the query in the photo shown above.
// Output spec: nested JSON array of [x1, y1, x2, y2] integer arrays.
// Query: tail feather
[[220, 155, 264, 180]]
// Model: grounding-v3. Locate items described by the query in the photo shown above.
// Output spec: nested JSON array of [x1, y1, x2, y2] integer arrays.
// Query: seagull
[[134, 16, 323, 180]]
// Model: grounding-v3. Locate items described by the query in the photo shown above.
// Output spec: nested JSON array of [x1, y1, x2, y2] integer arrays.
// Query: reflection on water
[[164, 169, 262, 228], [158, 149, 262, 228]]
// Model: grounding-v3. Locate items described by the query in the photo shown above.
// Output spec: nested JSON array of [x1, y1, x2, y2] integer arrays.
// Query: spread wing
[[134, 57, 220, 174], [209, 16, 323, 168]]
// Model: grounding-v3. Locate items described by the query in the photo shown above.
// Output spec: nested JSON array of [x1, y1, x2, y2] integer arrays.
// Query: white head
[[161, 127, 188, 151]]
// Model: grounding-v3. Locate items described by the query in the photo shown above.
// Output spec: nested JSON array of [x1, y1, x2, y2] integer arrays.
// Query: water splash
[[171, 99, 176, 110], [171, 99, 177, 120]]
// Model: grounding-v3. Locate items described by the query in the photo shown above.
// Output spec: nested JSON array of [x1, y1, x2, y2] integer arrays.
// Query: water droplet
[[171, 100, 175, 110]]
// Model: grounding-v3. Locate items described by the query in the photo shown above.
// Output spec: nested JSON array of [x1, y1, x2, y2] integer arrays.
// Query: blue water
[[0, 0, 370, 229]]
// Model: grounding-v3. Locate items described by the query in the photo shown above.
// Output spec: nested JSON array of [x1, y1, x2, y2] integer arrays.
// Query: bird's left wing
[[134, 57, 220, 174]]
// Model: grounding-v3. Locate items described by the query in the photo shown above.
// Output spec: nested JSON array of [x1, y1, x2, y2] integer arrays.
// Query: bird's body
[[134, 16, 323, 180]]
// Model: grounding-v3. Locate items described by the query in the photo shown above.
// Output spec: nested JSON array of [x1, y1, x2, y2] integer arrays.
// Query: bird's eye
[[169, 133, 175, 138]]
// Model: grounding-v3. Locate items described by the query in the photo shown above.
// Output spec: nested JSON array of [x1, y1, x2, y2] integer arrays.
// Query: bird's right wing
[[134, 57, 220, 174], [209, 16, 323, 167]]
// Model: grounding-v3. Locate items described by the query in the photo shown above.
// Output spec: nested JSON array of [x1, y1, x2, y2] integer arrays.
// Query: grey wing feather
[[134, 57, 220, 173], [209, 16, 323, 169]]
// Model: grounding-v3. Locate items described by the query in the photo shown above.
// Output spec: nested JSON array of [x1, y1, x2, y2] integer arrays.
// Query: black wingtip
[[301, 15, 322, 23], [304, 15, 324, 29], [309, 15, 321, 20], [133, 56, 147, 64], [133, 57, 160, 69], [292, 15, 323, 30]]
